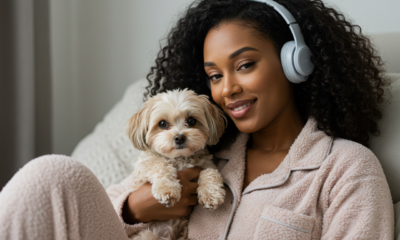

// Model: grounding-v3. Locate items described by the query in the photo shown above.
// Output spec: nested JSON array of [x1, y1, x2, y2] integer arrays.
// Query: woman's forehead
[[204, 23, 254, 50], [203, 22, 274, 62]]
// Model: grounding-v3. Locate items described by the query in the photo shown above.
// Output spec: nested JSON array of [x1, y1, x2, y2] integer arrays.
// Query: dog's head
[[126, 89, 226, 158]]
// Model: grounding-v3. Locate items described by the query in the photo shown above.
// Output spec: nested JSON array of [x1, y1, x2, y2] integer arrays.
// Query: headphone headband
[[252, 0, 306, 49], [250, 0, 315, 82], [254, 0, 296, 24]]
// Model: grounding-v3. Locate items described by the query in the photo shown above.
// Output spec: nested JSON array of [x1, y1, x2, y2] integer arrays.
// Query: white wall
[[50, 0, 400, 155], [324, 0, 400, 34], [324, 0, 400, 74]]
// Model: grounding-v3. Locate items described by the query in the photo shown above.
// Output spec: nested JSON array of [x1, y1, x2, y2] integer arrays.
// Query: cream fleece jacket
[[107, 117, 395, 239]]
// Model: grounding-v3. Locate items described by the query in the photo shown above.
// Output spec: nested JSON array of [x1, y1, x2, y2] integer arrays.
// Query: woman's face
[[203, 21, 294, 134]]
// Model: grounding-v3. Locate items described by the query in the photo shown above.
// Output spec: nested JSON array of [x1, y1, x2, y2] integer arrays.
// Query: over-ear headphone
[[206, 0, 314, 89]]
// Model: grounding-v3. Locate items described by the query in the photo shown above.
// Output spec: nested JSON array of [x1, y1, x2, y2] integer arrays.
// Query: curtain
[[0, 0, 52, 190]]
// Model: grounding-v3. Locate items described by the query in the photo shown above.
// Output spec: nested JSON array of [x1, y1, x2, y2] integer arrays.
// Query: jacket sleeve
[[106, 176, 151, 237], [321, 144, 395, 240]]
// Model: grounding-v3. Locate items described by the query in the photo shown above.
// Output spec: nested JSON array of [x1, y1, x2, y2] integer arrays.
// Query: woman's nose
[[222, 74, 242, 97]]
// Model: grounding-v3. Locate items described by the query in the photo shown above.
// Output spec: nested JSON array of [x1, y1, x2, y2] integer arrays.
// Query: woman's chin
[[233, 119, 260, 134]]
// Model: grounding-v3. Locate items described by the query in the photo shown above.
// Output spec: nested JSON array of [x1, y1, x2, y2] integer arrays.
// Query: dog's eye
[[159, 120, 169, 129], [187, 117, 196, 126]]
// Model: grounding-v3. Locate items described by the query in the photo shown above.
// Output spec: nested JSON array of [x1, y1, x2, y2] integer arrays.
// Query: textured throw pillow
[[71, 79, 148, 189]]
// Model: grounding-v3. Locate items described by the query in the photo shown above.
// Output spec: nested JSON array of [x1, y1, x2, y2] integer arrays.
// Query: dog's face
[[126, 89, 226, 158]]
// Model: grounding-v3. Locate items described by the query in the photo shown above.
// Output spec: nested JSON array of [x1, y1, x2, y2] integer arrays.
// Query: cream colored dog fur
[[125, 89, 227, 240]]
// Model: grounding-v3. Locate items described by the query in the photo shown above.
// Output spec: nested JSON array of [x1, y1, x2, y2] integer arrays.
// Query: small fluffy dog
[[125, 89, 227, 240]]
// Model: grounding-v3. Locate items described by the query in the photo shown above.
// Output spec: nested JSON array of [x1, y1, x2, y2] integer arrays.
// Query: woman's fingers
[[179, 182, 198, 206], [182, 182, 199, 195], [177, 167, 203, 182], [188, 195, 198, 206], [177, 168, 201, 208], [128, 167, 203, 221]]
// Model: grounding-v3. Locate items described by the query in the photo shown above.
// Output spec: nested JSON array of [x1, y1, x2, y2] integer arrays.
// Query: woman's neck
[[248, 107, 305, 153]]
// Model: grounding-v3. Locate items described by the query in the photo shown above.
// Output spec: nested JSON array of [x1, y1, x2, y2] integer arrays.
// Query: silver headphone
[[206, 0, 314, 89]]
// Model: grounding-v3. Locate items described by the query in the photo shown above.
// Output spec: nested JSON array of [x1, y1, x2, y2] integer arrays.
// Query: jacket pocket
[[253, 205, 315, 240]]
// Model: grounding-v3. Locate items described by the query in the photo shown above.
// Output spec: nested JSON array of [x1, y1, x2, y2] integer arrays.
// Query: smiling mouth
[[232, 99, 257, 111], [229, 99, 257, 118]]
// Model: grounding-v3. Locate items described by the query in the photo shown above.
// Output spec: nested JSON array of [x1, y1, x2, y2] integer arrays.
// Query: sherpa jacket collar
[[214, 117, 334, 207]]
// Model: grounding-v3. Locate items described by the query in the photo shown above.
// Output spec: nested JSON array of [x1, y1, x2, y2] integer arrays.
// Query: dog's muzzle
[[174, 134, 186, 148]]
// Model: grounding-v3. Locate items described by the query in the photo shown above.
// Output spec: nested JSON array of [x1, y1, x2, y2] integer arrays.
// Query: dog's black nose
[[174, 134, 186, 144]]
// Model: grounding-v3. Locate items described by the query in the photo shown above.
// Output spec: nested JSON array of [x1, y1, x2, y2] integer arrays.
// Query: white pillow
[[71, 79, 148, 189], [370, 73, 400, 203]]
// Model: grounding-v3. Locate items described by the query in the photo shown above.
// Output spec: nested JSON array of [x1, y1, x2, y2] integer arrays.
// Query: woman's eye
[[159, 120, 169, 129], [208, 62, 254, 82], [187, 117, 196, 126], [209, 74, 223, 81], [238, 61, 255, 70]]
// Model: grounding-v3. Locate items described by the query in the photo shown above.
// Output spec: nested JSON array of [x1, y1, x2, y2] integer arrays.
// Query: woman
[[117, 0, 394, 239], [0, 0, 394, 239]]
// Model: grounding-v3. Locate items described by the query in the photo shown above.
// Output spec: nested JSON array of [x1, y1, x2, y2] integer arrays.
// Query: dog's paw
[[198, 187, 226, 210], [152, 181, 181, 207], [158, 193, 180, 207], [197, 168, 226, 209]]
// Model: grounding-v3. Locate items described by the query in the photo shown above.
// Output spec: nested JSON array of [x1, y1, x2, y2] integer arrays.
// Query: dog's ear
[[199, 95, 227, 146], [125, 101, 153, 151]]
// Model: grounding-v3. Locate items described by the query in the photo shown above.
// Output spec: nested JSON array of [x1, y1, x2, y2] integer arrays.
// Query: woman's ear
[[125, 101, 153, 151], [200, 95, 227, 146]]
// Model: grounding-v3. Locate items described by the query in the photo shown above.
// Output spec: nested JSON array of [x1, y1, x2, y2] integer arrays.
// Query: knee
[[25, 154, 91, 179], [9, 154, 98, 192]]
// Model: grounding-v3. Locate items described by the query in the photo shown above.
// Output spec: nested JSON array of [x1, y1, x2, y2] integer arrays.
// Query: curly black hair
[[143, 0, 390, 152]]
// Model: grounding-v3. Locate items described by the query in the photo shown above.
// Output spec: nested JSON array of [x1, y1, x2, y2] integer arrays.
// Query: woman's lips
[[229, 99, 257, 118]]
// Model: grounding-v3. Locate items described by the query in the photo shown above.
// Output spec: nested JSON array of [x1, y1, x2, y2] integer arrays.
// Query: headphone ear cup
[[294, 46, 314, 76], [280, 41, 307, 83]]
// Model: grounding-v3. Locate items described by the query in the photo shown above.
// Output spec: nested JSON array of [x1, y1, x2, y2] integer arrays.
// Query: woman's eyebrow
[[204, 46, 259, 67]]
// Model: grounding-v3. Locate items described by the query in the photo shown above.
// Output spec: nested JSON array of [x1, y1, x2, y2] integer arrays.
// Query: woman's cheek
[[211, 90, 224, 110]]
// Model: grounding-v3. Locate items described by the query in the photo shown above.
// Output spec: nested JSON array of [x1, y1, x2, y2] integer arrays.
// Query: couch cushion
[[370, 73, 400, 203]]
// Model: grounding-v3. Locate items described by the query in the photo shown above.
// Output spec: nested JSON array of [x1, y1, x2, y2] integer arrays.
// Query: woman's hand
[[122, 167, 202, 224]]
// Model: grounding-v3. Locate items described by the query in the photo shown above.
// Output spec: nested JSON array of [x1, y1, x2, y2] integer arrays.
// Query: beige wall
[[50, 0, 193, 155], [50, 0, 400, 155]]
